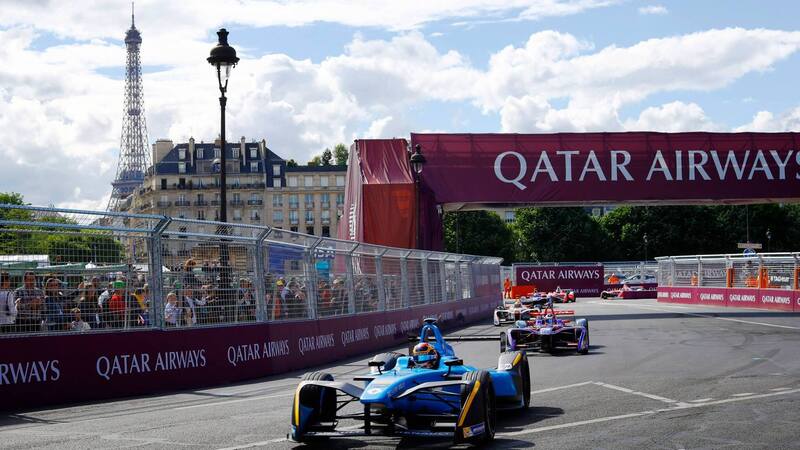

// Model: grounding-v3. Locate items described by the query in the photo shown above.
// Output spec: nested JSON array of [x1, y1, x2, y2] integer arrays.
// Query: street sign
[[737, 242, 762, 249], [743, 248, 756, 256]]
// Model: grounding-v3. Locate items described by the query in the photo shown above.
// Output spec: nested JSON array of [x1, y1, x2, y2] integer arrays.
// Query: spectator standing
[[183, 286, 206, 326], [13, 272, 44, 332], [43, 278, 68, 331], [108, 281, 127, 328], [69, 308, 91, 332], [0, 272, 16, 332], [237, 279, 256, 322], [164, 292, 180, 327]]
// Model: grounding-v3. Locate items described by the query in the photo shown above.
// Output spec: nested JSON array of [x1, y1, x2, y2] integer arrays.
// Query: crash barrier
[[0, 204, 502, 410], [656, 253, 800, 311]]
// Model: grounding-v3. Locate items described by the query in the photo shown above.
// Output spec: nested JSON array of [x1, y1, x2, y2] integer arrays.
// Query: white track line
[[531, 381, 595, 394], [498, 387, 800, 438], [689, 398, 713, 403], [593, 382, 684, 405], [731, 392, 756, 397], [602, 302, 800, 331], [771, 387, 791, 391]]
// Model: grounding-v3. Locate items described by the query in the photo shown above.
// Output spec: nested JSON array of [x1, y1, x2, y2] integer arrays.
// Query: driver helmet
[[411, 342, 440, 369], [514, 320, 528, 329]]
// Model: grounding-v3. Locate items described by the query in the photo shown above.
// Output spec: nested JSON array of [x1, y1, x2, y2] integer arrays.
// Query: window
[[250, 147, 258, 158], [336, 175, 345, 186], [161, 179, 167, 189], [232, 177, 240, 188], [197, 210, 205, 220], [304, 193, 314, 207], [250, 209, 259, 220], [178, 178, 186, 188], [306, 226, 314, 235], [250, 162, 259, 172], [250, 193, 260, 201], [336, 193, 344, 205], [273, 211, 283, 222], [322, 226, 330, 237], [177, 194, 186, 203], [290, 226, 298, 232], [273, 194, 283, 207], [197, 148, 204, 159], [273, 178, 281, 188], [321, 210, 331, 221], [288, 177, 298, 187], [197, 194, 204, 202], [305, 210, 314, 222], [320, 176, 329, 187], [178, 148, 186, 160], [504, 211, 515, 223], [233, 209, 242, 220], [178, 162, 186, 174], [321, 193, 330, 206], [289, 210, 299, 224], [232, 147, 240, 159], [289, 194, 299, 208], [272, 164, 281, 176], [232, 193, 241, 203], [304, 176, 313, 187], [214, 148, 221, 158]]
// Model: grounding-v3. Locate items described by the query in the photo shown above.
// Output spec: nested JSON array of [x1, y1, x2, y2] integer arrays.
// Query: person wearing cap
[[108, 280, 127, 328]]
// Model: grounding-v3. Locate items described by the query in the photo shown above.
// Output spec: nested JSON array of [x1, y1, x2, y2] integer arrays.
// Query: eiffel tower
[[108, 3, 151, 211]]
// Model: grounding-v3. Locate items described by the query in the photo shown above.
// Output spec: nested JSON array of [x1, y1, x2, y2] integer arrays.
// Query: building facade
[[122, 137, 347, 237]]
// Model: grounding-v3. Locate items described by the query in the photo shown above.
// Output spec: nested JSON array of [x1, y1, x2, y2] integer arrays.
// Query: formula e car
[[547, 287, 576, 303], [500, 303, 589, 354], [493, 293, 552, 326], [289, 318, 531, 445], [601, 285, 643, 299]]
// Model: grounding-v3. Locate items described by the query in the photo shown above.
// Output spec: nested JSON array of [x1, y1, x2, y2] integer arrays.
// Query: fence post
[[400, 251, 410, 309], [304, 240, 322, 320], [421, 254, 431, 305], [148, 217, 170, 329], [346, 245, 357, 314], [440, 260, 448, 302], [670, 257, 676, 287], [253, 228, 270, 322], [375, 250, 387, 311], [697, 256, 703, 287], [453, 259, 463, 301]]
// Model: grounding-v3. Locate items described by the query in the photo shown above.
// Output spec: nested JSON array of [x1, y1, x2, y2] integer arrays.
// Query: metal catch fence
[[656, 253, 800, 290], [0, 204, 502, 335]]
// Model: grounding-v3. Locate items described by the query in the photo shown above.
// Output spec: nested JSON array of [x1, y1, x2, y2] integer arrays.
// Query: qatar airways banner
[[411, 132, 800, 204], [0, 295, 499, 412], [658, 286, 798, 311], [514, 264, 604, 296]]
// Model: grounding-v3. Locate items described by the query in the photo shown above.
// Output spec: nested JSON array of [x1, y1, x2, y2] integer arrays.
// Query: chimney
[[189, 137, 195, 166], [153, 139, 173, 165], [240, 136, 246, 166]]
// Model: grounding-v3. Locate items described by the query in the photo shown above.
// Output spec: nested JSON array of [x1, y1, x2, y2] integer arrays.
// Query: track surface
[[3, 298, 800, 449]]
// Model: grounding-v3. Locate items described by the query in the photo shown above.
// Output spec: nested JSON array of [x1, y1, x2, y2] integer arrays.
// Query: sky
[[1, 0, 800, 210]]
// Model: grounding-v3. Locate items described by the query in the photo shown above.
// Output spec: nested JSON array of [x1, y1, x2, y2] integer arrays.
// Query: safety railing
[[656, 253, 800, 290], [0, 204, 502, 335]]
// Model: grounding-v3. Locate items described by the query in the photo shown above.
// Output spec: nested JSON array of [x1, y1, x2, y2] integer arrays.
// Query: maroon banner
[[411, 132, 800, 205], [1, 295, 499, 412], [658, 286, 799, 312], [514, 264, 604, 296]]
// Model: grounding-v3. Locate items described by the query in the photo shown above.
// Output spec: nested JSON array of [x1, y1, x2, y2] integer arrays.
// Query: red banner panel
[[657, 286, 697, 304], [754, 289, 794, 311], [411, 132, 800, 205], [514, 264, 604, 296], [695, 287, 728, 306], [659, 286, 800, 312], [0, 295, 499, 412]]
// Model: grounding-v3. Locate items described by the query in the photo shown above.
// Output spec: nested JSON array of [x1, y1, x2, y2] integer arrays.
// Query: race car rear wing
[[409, 334, 500, 343], [531, 309, 575, 316]]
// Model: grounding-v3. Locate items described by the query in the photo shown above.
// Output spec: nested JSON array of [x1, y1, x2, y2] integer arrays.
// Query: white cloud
[[624, 101, 720, 131], [638, 5, 668, 15], [735, 107, 800, 132]]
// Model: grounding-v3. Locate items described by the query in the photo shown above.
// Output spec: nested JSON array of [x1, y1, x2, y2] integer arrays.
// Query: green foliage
[[334, 143, 349, 165], [286, 159, 298, 167], [443, 211, 515, 263], [0, 192, 125, 263], [321, 148, 333, 166], [513, 207, 607, 262], [307, 155, 322, 166]]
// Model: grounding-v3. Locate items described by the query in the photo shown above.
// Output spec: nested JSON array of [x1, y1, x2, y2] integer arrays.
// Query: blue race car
[[289, 318, 531, 445]]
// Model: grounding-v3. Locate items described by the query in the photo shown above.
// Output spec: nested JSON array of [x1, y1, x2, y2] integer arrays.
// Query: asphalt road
[[2, 298, 800, 449]]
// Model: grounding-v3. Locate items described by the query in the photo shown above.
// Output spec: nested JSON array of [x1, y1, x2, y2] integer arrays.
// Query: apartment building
[[123, 137, 346, 237]]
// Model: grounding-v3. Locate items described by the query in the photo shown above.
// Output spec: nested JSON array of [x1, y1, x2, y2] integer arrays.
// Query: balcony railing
[[321, 202, 330, 209], [289, 203, 299, 209], [175, 200, 191, 207], [250, 216, 261, 222], [194, 200, 208, 206], [232, 217, 243, 222], [247, 199, 263, 205], [156, 201, 171, 207], [272, 217, 283, 223], [305, 203, 314, 209], [321, 218, 331, 225], [305, 218, 314, 224], [272, 203, 283, 208], [290, 218, 299, 225], [230, 200, 244, 206], [210, 200, 220, 206]]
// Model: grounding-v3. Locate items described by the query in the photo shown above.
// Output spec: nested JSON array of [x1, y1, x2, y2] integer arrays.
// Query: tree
[[334, 143, 349, 165], [513, 207, 608, 262], [307, 155, 322, 167], [443, 211, 515, 263], [321, 148, 333, 166], [286, 159, 298, 168]]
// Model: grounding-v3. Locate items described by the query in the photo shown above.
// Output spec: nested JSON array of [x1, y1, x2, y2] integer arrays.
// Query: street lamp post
[[208, 29, 238, 300], [409, 144, 427, 249], [643, 233, 649, 262], [766, 229, 772, 252]]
